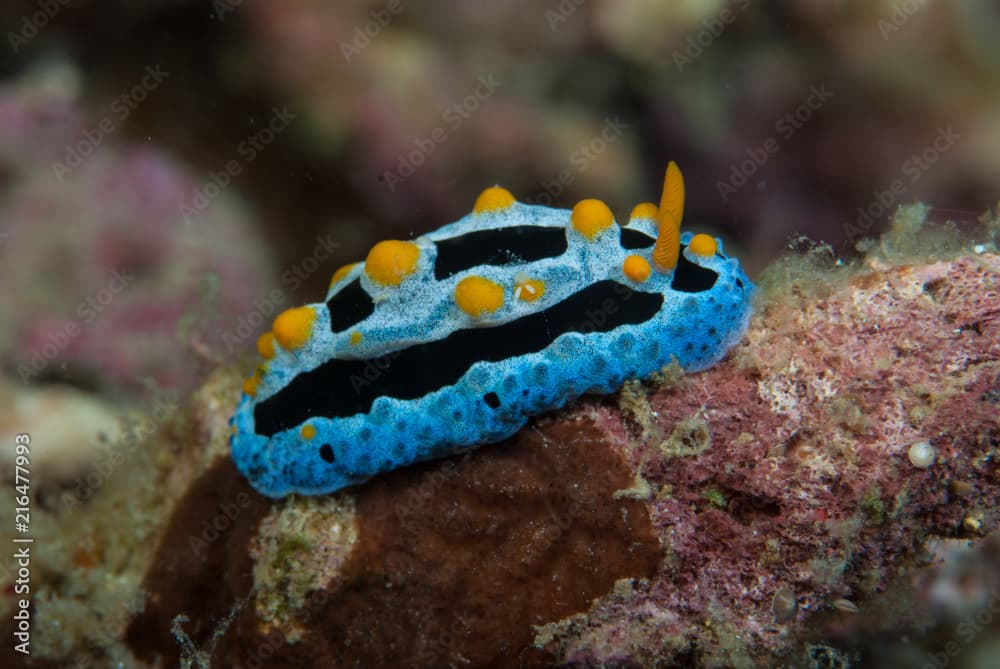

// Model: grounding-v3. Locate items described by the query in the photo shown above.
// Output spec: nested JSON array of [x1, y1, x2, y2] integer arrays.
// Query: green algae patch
[[659, 411, 712, 459], [251, 493, 358, 642]]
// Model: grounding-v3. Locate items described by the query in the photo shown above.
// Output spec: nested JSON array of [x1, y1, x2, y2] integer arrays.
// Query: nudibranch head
[[230, 163, 754, 497]]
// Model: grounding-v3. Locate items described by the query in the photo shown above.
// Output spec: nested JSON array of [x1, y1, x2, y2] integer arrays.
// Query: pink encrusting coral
[[539, 241, 1000, 665], [0, 67, 279, 397]]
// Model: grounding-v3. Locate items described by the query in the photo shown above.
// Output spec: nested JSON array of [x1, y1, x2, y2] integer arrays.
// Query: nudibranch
[[230, 163, 754, 497]]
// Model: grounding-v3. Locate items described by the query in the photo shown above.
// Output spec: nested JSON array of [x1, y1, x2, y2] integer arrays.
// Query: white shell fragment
[[907, 440, 936, 468]]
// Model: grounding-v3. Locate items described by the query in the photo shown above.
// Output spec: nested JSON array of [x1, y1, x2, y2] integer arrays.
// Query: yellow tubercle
[[273, 306, 316, 351], [689, 233, 718, 257], [364, 240, 420, 286], [629, 202, 658, 221], [473, 186, 516, 213], [455, 276, 505, 317], [242, 376, 258, 397], [329, 262, 359, 290], [349, 331, 363, 345], [623, 255, 652, 282], [514, 276, 545, 302], [300, 424, 317, 441], [256, 332, 276, 359], [570, 198, 615, 240]]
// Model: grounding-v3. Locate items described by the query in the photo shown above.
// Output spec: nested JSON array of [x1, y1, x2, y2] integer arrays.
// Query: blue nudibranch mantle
[[230, 163, 754, 497]]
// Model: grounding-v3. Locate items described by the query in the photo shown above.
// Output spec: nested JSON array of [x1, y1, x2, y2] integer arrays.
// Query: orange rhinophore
[[653, 161, 684, 272]]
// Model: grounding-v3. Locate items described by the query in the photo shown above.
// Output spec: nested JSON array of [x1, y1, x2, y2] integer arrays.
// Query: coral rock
[[4, 215, 998, 668], [126, 416, 661, 668]]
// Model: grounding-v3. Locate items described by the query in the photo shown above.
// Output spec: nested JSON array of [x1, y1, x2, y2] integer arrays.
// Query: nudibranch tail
[[229, 162, 755, 498]]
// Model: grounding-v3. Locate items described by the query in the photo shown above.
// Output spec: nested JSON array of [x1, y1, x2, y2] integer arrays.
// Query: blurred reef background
[[0, 1, 998, 668], [1, 0, 999, 394]]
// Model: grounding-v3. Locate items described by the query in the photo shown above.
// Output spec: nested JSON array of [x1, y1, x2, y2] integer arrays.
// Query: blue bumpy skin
[[230, 163, 755, 497]]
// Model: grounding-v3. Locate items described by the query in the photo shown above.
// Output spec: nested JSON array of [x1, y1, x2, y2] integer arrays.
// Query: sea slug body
[[230, 163, 755, 497]]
